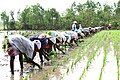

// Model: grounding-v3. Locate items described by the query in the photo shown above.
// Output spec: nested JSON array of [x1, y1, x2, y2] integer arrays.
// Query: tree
[[43, 8, 60, 29], [9, 11, 15, 30], [1, 11, 9, 30], [18, 4, 45, 30], [18, 6, 31, 29], [4, 0, 120, 30], [113, 0, 120, 28]]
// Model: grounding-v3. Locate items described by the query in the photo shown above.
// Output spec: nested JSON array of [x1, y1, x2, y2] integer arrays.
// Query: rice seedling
[[10, 30, 120, 80]]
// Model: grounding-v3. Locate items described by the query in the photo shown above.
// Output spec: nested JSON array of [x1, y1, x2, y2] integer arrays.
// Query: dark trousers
[[10, 52, 42, 75], [32, 48, 50, 64], [53, 44, 65, 54], [10, 53, 23, 75]]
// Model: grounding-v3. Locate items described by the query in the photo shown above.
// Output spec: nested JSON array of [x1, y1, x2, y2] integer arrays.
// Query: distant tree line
[[1, 0, 120, 30]]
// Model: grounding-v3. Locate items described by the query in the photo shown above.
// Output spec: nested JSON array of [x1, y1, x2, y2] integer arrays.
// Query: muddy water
[[0, 31, 62, 80], [82, 47, 104, 80], [0, 32, 22, 80], [62, 57, 88, 80], [102, 42, 118, 80], [0, 54, 40, 80], [0, 55, 23, 80], [49, 56, 88, 80], [51, 44, 118, 80], [0, 32, 40, 80], [0, 50, 41, 80]]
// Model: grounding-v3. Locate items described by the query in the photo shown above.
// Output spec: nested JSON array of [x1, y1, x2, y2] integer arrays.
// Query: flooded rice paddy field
[[0, 30, 120, 80], [0, 31, 70, 80], [49, 30, 120, 80]]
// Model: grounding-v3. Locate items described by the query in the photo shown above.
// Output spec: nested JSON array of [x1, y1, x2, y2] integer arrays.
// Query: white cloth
[[49, 31, 59, 44], [66, 31, 78, 39], [49, 37, 56, 44], [8, 34, 34, 59], [56, 32, 66, 42], [51, 31, 58, 37], [71, 23, 77, 31], [33, 40, 41, 50], [79, 24, 82, 30], [62, 32, 71, 43], [77, 28, 82, 33]]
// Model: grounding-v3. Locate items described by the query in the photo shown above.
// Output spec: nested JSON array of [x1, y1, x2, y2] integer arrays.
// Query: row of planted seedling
[[78, 31, 108, 80], [57, 32, 103, 79], [58, 31, 107, 79], [59, 30, 120, 80], [110, 30, 120, 80], [98, 31, 110, 80], [97, 30, 120, 80], [23, 30, 120, 80]]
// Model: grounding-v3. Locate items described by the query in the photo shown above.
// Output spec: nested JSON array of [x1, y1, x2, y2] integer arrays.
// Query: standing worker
[[71, 21, 77, 31]]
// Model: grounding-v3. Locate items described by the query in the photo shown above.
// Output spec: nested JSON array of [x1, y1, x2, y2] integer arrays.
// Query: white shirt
[[71, 23, 77, 31]]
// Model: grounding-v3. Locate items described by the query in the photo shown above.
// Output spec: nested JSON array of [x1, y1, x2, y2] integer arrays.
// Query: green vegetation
[[79, 30, 120, 80], [0, 0, 120, 30], [49, 30, 120, 80], [110, 30, 120, 80], [2, 30, 120, 80]]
